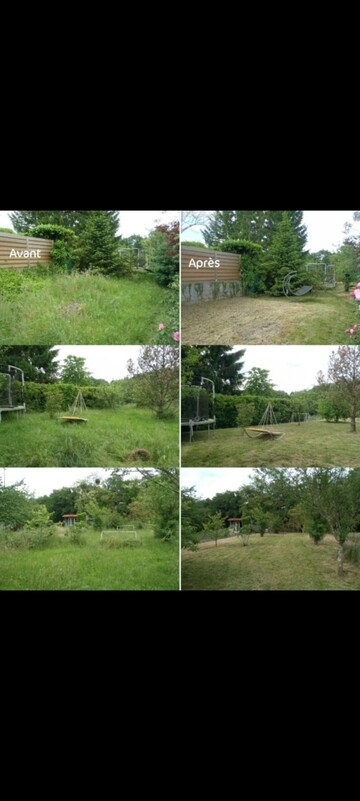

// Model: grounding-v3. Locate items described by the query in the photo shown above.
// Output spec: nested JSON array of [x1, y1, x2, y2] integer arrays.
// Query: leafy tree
[[332, 243, 359, 284], [0, 346, 59, 383], [76, 211, 121, 274], [301, 468, 358, 575], [181, 345, 246, 394], [39, 486, 78, 523], [243, 367, 275, 395], [60, 355, 93, 385], [263, 212, 306, 295], [181, 487, 205, 547], [24, 505, 55, 531], [147, 221, 179, 286], [203, 210, 307, 252], [127, 346, 179, 417], [319, 346, 360, 432], [203, 512, 225, 547], [0, 481, 35, 530]]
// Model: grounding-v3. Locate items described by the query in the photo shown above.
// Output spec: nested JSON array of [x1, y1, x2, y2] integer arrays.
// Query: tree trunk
[[337, 545, 344, 576], [350, 397, 357, 433]]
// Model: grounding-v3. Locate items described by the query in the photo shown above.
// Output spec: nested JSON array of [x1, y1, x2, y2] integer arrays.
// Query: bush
[[307, 519, 327, 544], [100, 536, 142, 549], [67, 529, 86, 546], [214, 394, 238, 429], [0, 528, 53, 550], [0, 269, 24, 300], [181, 241, 206, 248], [27, 224, 76, 244], [220, 239, 264, 294]]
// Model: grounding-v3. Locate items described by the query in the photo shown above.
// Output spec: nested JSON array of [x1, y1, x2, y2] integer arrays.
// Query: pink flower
[[172, 331, 180, 341], [158, 323, 165, 330], [349, 291, 355, 297]]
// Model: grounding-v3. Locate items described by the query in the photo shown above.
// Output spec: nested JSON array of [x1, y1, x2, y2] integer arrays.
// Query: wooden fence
[[181, 245, 241, 283], [0, 232, 54, 268]]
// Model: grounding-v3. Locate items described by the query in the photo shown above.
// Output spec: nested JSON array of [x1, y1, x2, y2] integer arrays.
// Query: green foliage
[[154, 274, 179, 344], [0, 482, 36, 530], [100, 536, 142, 549], [10, 211, 120, 236], [0, 346, 59, 383], [45, 387, 63, 418], [0, 227, 16, 234], [263, 212, 306, 295], [317, 392, 350, 422], [67, 529, 86, 546], [204, 211, 307, 252], [127, 345, 179, 418], [214, 394, 238, 428], [0, 269, 24, 300], [24, 504, 55, 531], [60, 355, 93, 385], [181, 345, 245, 394], [307, 518, 327, 544], [243, 367, 275, 395], [51, 240, 71, 273], [344, 539, 360, 564], [203, 511, 225, 546], [147, 221, 179, 287], [0, 528, 54, 550], [181, 240, 206, 248], [76, 211, 120, 275], [28, 224, 76, 243], [40, 485, 78, 522]]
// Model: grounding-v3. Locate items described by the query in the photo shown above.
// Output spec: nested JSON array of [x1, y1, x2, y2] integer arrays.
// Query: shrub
[[214, 394, 238, 429], [67, 529, 86, 546], [45, 387, 63, 418], [100, 536, 142, 549], [344, 539, 360, 564], [181, 241, 206, 248], [27, 224, 76, 244], [0, 528, 53, 550], [0, 269, 24, 300], [307, 519, 327, 544], [220, 239, 264, 294]]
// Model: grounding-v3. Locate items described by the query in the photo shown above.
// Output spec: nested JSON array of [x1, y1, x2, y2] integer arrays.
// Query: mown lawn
[[0, 272, 173, 344], [181, 533, 360, 590], [0, 408, 178, 466], [0, 529, 179, 590], [182, 287, 356, 345], [181, 419, 360, 467]]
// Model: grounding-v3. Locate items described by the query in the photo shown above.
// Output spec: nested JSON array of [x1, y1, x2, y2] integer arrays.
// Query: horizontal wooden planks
[[181, 245, 240, 283], [0, 233, 53, 267]]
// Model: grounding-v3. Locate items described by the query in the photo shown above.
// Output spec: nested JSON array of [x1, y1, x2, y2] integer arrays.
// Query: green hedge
[[23, 382, 123, 412]]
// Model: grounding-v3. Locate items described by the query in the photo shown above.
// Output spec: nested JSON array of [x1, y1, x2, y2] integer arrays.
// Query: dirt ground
[[181, 295, 320, 344]]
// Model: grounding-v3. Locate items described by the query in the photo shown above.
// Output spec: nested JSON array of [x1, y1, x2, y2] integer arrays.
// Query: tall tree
[[0, 346, 59, 383], [181, 211, 210, 233], [263, 211, 305, 295], [77, 211, 120, 273], [319, 345, 360, 433], [0, 481, 35, 529], [203, 210, 307, 251], [146, 221, 179, 286], [59, 355, 93, 385], [39, 486, 78, 522], [181, 345, 246, 394], [10, 210, 119, 235], [127, 346, 179, 417], [243, 367, 275, 395]]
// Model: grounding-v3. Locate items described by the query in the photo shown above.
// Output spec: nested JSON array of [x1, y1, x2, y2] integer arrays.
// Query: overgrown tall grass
[[0, 271, 175, 344], [0, 528, 178, 590], [0, 408, 178, 466]]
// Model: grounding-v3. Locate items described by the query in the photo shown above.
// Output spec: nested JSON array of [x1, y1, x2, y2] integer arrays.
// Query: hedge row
[[23, 382, 125, 412], [214, 394, 313, 430]]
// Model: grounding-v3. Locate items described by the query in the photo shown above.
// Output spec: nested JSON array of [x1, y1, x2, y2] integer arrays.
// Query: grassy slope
[[0, 273, 172, 344], [181, 287, 356, 345], [181, 419, 360, 467], [182, 533, 360, 590], [0, 530, 179, 590], [0, 408, 178, 467]]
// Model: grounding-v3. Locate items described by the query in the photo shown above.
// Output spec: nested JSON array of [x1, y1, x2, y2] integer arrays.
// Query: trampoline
[[0, 365, 26, 422], [181, 377, 216, 442]]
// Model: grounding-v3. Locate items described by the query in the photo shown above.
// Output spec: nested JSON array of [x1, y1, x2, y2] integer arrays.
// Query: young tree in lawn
[[243, 367, 276, 396], [0, 346, 59, 383], [127, 346, 179, 417], [59, 355, 93, 386], [319, 345, 360, 432], [300, 468, 357, 576], [203, 512, 226, 547]]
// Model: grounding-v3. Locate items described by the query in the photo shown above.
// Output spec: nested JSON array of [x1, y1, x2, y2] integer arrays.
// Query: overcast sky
[[0, 467, 145, 496], [235, 345, 335, 393], [53, 345, 142, 382], [181, 468, 256, 498], [181, 211, 358, 253], [0, 211, 179, 238]]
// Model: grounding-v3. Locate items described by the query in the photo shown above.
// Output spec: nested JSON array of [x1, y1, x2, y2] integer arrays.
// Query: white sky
[[237, 345, 335, 393], [0, 468, 145, 496], [53, 345, 142, 381], [180, 211, 358, 253], [0, 211, 179, 238], [181, 468, 255, 498]]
